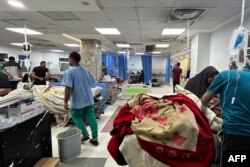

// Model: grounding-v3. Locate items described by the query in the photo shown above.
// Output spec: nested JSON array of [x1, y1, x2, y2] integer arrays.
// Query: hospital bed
[[120, 83, 151, 99]]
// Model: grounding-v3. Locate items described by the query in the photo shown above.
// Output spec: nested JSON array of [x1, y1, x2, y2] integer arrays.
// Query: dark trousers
[[173, 81, 180, 93], [221, 133, 250, 167], [10, 81, 19, 90]]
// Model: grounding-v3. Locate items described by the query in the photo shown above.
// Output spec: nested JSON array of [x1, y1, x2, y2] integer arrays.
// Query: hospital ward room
[[0, 0, 250, 167]]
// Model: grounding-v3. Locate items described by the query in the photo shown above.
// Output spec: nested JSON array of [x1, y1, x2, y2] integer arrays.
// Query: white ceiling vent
[[171, 9, 206, 20]]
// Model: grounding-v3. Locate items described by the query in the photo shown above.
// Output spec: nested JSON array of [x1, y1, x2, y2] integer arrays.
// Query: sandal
[[89, 138, 99, 146]]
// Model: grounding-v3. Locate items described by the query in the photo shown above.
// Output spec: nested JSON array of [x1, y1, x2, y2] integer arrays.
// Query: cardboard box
[[33, 157, 59, 167], [34, 101, 44, 115], [8, 101, 37, 123], [0, 107, 8, 118]]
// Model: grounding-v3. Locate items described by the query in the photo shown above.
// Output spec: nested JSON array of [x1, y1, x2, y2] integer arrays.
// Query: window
[[59, 58, 69, 72]]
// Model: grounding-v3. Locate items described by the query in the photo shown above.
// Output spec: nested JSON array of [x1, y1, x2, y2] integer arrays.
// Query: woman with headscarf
[[184, 66, 219, 98], [185, 66, 221, 117]]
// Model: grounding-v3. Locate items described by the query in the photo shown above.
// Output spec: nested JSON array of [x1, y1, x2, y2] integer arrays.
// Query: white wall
[[127, 55, 142, 71], [127, 55, 167, 73], [191, 35, 198, 77], [210, 9, 250, 71], [0, 46, 69, 73]]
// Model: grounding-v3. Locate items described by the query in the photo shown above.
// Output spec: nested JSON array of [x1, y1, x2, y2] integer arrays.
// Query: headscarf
[[184, 66, 219, 98]]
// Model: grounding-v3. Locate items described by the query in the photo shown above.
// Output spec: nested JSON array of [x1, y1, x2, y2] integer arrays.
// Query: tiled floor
[[51, 85, 173, 167]]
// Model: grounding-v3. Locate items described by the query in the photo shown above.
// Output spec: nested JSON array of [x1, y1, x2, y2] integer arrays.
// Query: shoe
[[89, 138, 99, 146], [81, 134, 90, 142]]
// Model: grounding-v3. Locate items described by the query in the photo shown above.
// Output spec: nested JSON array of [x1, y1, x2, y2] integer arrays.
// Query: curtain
[[141, 54, 152, 84], [165, 54, 171, 84], [101, 52, 108, 66], [118, 55, 128, 80]]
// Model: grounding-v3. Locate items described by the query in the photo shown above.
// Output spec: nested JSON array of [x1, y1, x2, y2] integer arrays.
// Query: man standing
[[3, 56, 22, 90], [62, 52, 98, 146], [172, 62, 182, 93], [201, 67, 250, 167], [31, 61, 51, 85]]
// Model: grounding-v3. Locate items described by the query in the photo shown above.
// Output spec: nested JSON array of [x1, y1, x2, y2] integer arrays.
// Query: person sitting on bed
[[0, 72, 11, 96]]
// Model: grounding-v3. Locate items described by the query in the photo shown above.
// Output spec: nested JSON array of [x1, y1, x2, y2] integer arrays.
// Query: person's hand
[[38, 77, 44, 81], [64, 102, 69, 110]]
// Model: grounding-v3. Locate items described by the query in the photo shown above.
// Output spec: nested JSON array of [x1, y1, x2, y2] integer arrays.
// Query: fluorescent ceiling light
[[64, 44, 80, 47], [180, 56, 183, 59], [50, 50, 64, 53], [10, 43, 33, 46], [116, 43, 130, 48], [95, 28, 120, 35], [152, 51, 162, 54], [101, 49, 106, 51], [6, 28, 42, 35], [162, 29, 186, 35], [118, 51, 125, 54], [136, 52, 144, 55], [8, 0, 25, 8], [155, 44, 169, 48], [62, 33, 81, 42]]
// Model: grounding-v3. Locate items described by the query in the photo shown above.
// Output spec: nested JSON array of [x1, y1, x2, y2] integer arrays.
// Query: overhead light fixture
[[64, 44, 80, 47], [152, 51, 162, 54], [62, 33, 81, 42], [162, 29, 186, 35], [118, 51, 126, 54], [101, 49, 106, 51], [50, 50, 64, 53], [136, 52, 144, 55], [155, 44, 169, 48], [116, 44, 130, 48], [180, 56, 183, 59], [95, 28, 120, 35], [10, 43, 33, 46], [8, 0, 25, 8], [6, 28, 42, 35]]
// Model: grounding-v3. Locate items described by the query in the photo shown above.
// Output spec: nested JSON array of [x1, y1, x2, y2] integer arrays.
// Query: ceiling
[[0, 0, 249, 55]]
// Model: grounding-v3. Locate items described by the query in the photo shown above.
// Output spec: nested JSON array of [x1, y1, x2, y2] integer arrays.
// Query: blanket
[[108, 93, 215, 167]]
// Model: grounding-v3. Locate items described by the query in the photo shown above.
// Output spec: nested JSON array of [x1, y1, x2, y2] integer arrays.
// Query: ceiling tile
[[58, 20, 93, 28], [39, 11, 81, 20], [138, 8, 171, 21], [200, 8, 241, 21], [142, 34, 160, 38], [86, 20, 115, 27], [119, 28, 141, 34], [104, 8, 137, 20], [0, 12, 20, 20], [141, 29, 163, 34], [113, 21, 140, 29], [10, 0, 100, 11], [6, 11, 53, 21], [73, 11, 109, 21], [165, 21, 187, 29], [137, 0, 175, 7], [99, 0, 136, 7], [215, 0, 250, 8], [3, 20, 45, 29], [126, 38, 142, 44], [174, 0, 217, 8], [140, 21, 165, 29], [191, 21, 222, 29]]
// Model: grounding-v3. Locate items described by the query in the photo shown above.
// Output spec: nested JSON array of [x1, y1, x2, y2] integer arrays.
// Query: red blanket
[[107, 94, 214, 167]]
